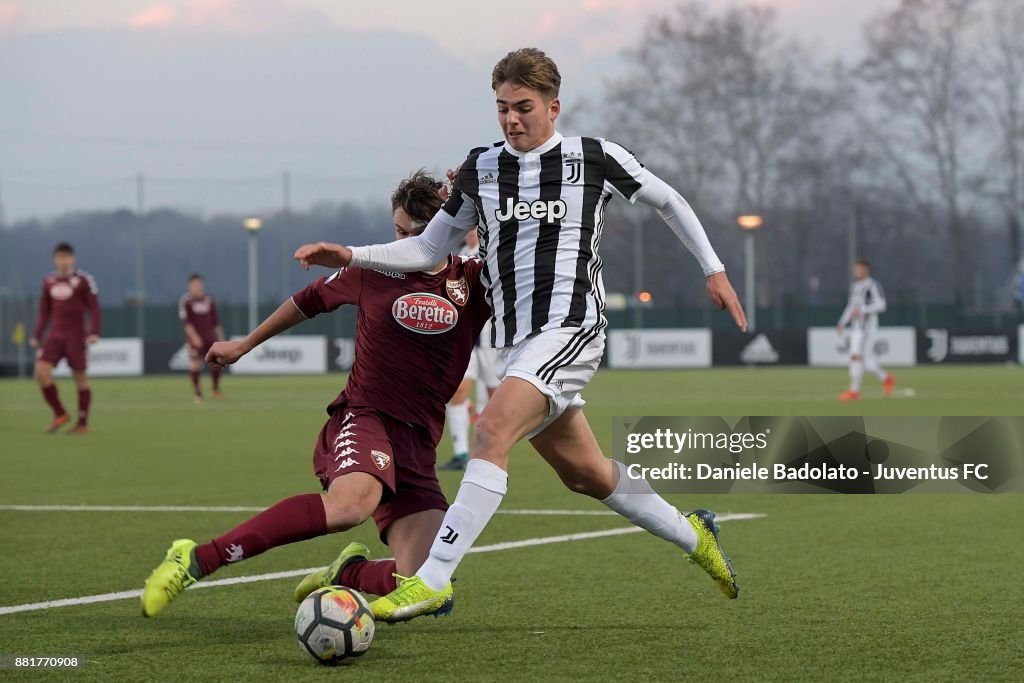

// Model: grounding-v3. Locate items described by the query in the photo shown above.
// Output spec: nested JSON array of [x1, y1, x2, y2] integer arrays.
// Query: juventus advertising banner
[[229, 336, 327, 375], [607, 329, 712, 369], [52, 338, 143, 377], [807, 327, 917, 367], [917, 328, 1018, 364]]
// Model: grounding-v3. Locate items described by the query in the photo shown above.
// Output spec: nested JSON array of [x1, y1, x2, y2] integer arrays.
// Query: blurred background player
[[441, 229, 501, 471], [29, 242, 100, 434], [178, 274, 225, 403], [837, 259, 894, 401], [141, 171, 490, 618]]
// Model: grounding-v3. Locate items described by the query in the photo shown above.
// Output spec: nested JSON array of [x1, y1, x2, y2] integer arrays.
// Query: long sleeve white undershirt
[[349, 171, 724, 276]]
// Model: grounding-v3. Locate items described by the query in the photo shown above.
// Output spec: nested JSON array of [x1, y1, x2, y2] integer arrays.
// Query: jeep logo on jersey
[[49, 282, 74, 301], [494, 198, 567, 222], [392, 293, 459, 334]]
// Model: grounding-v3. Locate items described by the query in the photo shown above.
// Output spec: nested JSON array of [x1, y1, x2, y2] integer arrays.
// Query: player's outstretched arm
[[206, 299, 305, 369], [349, 214, 470, 272]]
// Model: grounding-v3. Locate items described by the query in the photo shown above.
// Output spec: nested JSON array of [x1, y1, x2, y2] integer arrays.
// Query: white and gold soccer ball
[[295, 586, 375, 665]]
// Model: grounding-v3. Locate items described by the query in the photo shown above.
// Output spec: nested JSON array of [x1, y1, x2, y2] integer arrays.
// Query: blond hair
[[491, 48, 561, 100]]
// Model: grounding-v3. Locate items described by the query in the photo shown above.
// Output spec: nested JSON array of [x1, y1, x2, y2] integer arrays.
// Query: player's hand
[[836, 325, 845, 336], [293, 242, 352, 271], [29, 337, 38, 349], [706, 271, 747, 332], [850, 308, 862, 320], [206, 340, 249, 369], [85, 335, 99, 345]]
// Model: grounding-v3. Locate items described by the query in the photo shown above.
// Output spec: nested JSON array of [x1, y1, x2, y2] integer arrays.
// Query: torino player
[[141, 172, 489, 618], [30, 242, 100, 434], [837, 259, 894, 401], [441, 230, 501, 471], [295, 48, 747, 621], [178, 274, 225, 402]]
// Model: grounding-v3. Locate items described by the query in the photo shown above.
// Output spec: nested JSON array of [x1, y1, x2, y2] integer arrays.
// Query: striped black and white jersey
[[350, 131, 725, 349], [838, 277, 887, 331]]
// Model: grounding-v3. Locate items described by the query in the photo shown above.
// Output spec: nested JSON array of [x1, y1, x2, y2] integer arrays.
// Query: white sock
[[864, 356, 887, 381], [850, 360, 864, 392], [417, 459, 507, 591], [601, 460, 698, 553], [445, 401, 470, 457]]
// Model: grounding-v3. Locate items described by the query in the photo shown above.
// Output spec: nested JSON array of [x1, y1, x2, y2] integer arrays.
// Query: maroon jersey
[[32, 270, 100, 341], [179, 294, 221, 342], [292, 256, 489, 444]]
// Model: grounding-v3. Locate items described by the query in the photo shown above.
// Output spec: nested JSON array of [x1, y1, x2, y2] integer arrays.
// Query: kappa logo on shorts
[[334, 438, 357, 448], [226, 543, 244, 563], [446, 277, 469, 307], [371, 450, 391, 471], [335, 457, 360, 471], [335, 446, 358, 460], [336, 428, 356, 439]]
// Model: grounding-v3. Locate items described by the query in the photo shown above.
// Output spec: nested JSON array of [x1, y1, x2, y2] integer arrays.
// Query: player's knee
[[558, 464, 612, 499], [34, 364, 50, 383], [322, 497, 373, 532], [472, 414, 514, 463]]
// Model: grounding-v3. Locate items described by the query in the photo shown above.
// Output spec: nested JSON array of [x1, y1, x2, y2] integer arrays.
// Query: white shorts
[[497, 326, 605, 438], [849, 328, 873, 358], [463, 345, 500, 389]]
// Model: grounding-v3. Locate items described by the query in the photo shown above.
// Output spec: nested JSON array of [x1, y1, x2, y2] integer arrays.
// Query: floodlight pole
[[243, 218, 263, 330], [737, 215, 763, 333]]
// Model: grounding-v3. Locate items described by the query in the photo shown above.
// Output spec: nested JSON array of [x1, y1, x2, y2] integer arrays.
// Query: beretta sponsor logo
[[392, 293, 459, 334]]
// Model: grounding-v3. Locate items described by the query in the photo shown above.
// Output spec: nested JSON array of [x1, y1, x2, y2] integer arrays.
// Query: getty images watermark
[[613, 417, 1024, 494]]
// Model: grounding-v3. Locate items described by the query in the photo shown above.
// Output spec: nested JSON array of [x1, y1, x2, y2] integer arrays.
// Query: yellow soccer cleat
[[293, 541, 370, 603], [686, 509, 739, 599], [369, 575, 453, 623], [141, 539, 202, 617]]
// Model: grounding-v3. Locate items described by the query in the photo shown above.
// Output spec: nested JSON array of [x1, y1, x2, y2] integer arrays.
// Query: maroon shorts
[[189, 339, 215, 362], [313, 403, 448, 543], [38, 335, 87, 371]]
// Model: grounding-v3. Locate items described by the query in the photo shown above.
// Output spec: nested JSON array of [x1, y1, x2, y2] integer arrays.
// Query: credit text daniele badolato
[[624, 430, 989, 481]]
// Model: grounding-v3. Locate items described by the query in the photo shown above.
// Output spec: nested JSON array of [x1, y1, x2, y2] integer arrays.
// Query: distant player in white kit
[[441, 230, 501, 471], [837, 259, 894, 401]]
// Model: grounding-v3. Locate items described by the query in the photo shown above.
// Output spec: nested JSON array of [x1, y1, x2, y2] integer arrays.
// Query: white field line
[[0, 512, 765, 616], [0, 505, 626, 516]]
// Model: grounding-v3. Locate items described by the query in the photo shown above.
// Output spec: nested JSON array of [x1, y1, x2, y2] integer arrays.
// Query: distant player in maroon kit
[[141, 171, 490, 617], [30, 242, 100, 434], [178, 274, 225, 402]]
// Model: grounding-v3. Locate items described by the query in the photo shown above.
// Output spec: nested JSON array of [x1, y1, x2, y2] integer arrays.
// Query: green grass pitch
[[0, 366, 1021, 681]]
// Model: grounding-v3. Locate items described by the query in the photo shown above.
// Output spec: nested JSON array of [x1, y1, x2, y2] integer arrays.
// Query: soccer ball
[[295, 586, 375, 665]]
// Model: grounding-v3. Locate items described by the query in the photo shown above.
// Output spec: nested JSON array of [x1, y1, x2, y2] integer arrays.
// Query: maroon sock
[[339, 559, 398, 596], [77, 388, 91, 426], [211, 366, 221, 391], [189, 370, 201, 396], [193, 494, 327, 576], [41, 384, 66, 417]]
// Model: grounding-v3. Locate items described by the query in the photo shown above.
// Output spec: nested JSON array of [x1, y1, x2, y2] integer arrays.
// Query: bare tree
[[980, 0, 1024, 270], [856, 0, 987, 306]]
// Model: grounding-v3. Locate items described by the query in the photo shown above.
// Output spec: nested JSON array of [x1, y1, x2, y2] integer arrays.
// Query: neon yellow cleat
[[369, 575, 453, 623], [293, 541, 370, 603], [686, 509, 739, 599], [141, 539, 202, 617]]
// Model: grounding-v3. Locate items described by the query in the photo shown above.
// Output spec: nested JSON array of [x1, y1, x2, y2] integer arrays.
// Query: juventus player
[[295, 48, 747, 621], [441, 230, 500, 471], [837, 260, 894, 400], [141, 172, 490, 617]]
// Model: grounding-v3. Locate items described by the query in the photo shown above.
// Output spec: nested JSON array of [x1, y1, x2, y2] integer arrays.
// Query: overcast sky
[[0, 0, 896, 221]]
